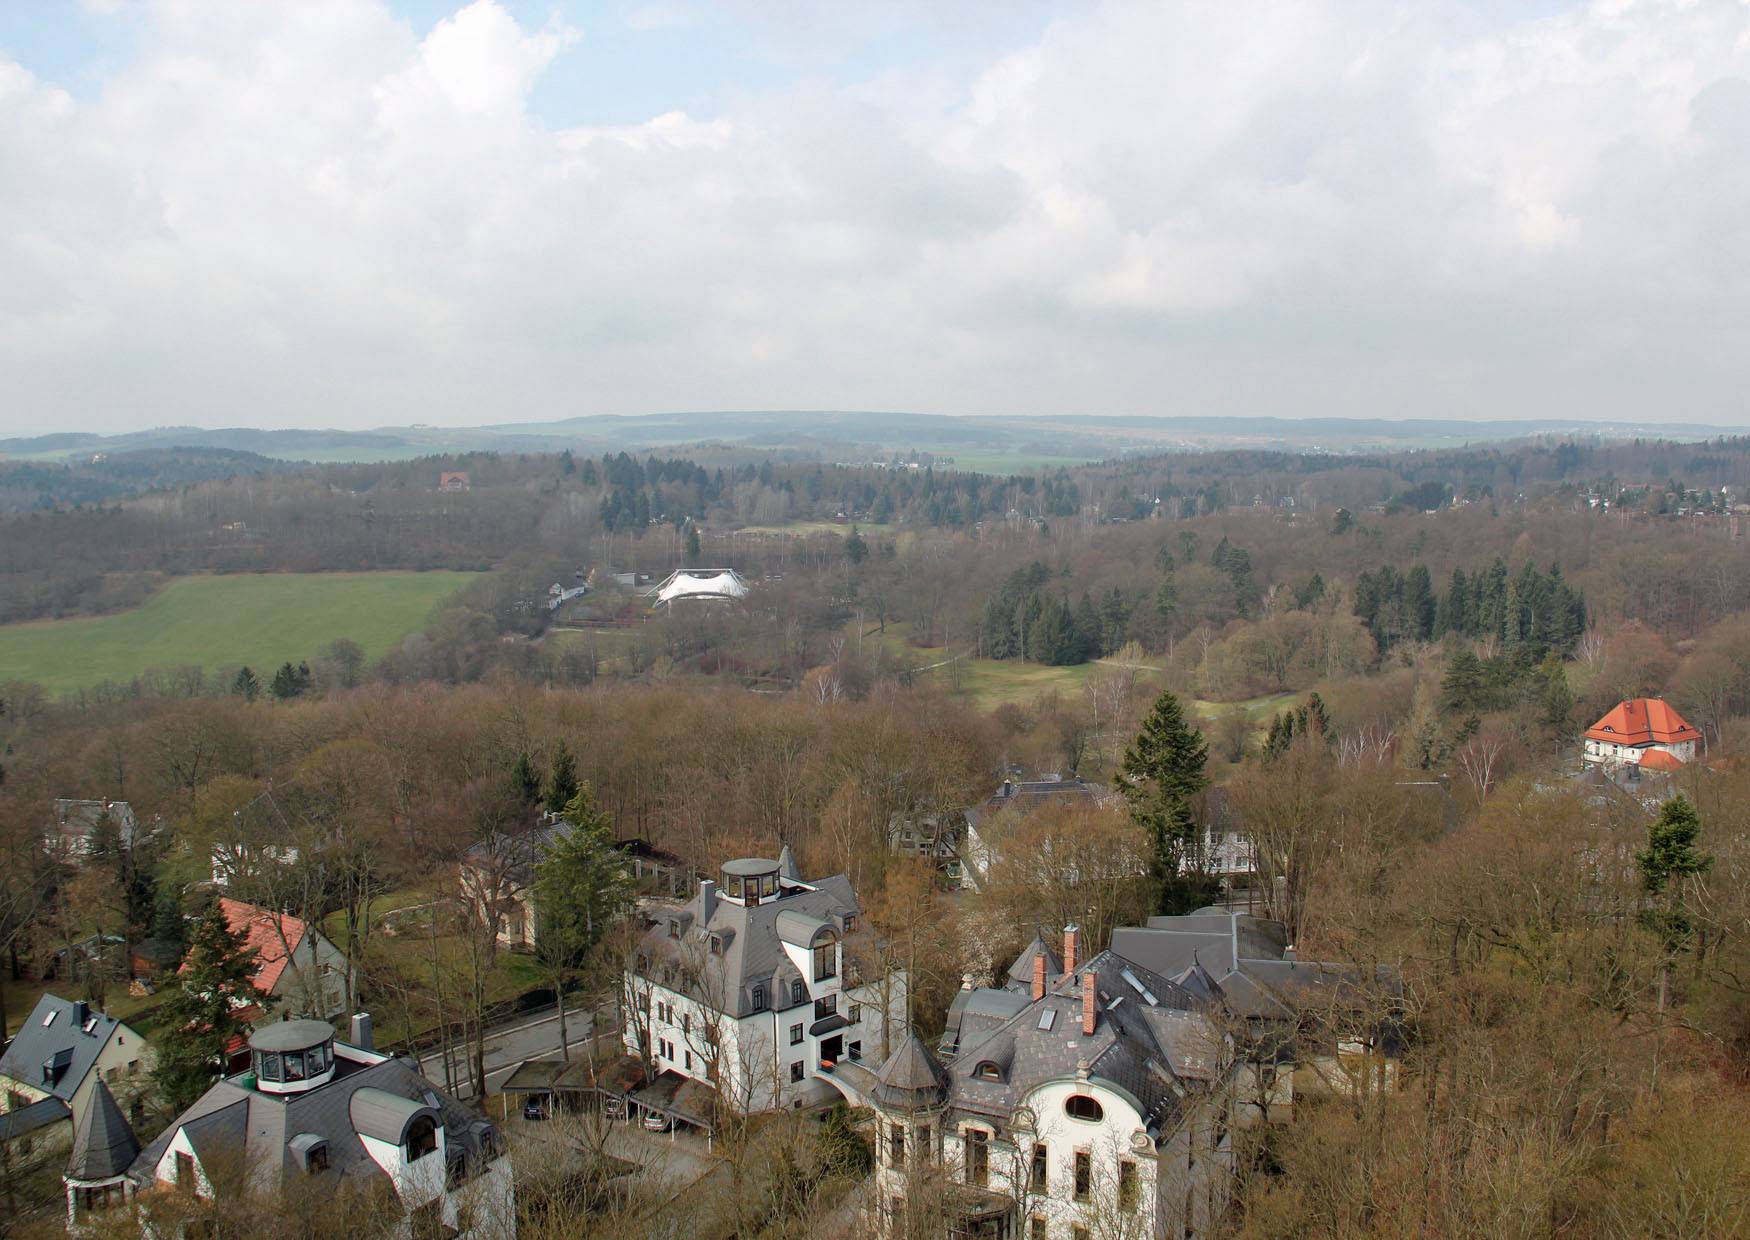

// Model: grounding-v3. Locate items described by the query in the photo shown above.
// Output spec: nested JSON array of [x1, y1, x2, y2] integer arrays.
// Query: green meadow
[[0, 571, 480, 694]]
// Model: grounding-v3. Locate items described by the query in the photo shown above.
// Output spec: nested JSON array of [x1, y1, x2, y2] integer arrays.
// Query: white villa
[[1582, 698, 1703, 773], [622, 846, 907, 1115]]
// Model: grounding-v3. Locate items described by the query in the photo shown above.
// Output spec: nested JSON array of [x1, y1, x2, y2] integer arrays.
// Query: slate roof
[[942, 950, 1207, 1140], [0, 1095, 71, 1140], [1586, 698, 1702, 746], [0, 993, 125, 1103], [129, 1046, 498, 1193], [963, 776, 1112, 835], [634, 866, 858, 1019], [66, 1080, 140, 1182], [1004, 930, 1064, 990], [1112, 909, 1400, 1025], [871, 1032, 949, 1109], [460, 815, 575, 886]]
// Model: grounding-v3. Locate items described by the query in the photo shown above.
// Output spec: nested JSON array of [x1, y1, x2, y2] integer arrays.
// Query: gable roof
[[1638, 748, 1686, 771], [1586, 699, 1702, 747], [66, 1080, 140, 1182], [213, 898, 311, 996], [0, 994, 123, 1103]]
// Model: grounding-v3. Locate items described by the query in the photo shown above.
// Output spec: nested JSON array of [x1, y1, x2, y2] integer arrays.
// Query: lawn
[[0, 570, 481, 694]]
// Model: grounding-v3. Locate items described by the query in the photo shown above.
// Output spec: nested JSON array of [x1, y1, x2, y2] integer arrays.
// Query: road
[[417, 1003, 611, 1100]]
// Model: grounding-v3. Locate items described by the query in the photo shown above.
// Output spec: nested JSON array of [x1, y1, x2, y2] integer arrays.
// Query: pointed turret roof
[[1005, 929, 1064, 990], [65, 1080, 139, 1183], [872, 1030, 948, 1109], [777, 843, 800, 882]]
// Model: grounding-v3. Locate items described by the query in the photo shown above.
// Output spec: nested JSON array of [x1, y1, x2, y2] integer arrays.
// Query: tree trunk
[[556, 985, 571, 1060]]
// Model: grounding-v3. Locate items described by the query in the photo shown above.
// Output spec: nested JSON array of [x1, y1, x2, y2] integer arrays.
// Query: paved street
[[417, 1003, 611, 1100]]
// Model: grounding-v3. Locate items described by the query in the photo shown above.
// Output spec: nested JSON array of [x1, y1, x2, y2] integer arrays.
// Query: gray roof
[[349, 1087, 438, 1146], [0, 994, 126, 1103], [66, 1080, 140, 1182], [0, 1095, 70, 1141], [250, 1020, 336, 1054], [129, 1048, 498, 1193], [1114, 910, 1400, 1025], [634, 866, 858, 1019], [964, 777, 1112, 834], [872, 1032, 948, 1109], [940, 950, 1207, 1141], [1004, 930, 1065, 990]]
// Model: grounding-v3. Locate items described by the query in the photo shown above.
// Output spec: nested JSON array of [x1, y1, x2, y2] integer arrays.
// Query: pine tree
[[1122, 691, 1213, 914], [153, 903, 259, 1110], [1329, 507, 1353, 535], [1636, 795, 1711, 1095], [269, 662, 303, 700], [845, 525, 868, 565], [685, 523, 702, 565], [534, 787, 633, 1057], [512, 751, 542, 805], [545, 742, 580, 814], [1442, 649, 1484, 713], [232, 666, 261, 702], [152, 895, 187, 949]]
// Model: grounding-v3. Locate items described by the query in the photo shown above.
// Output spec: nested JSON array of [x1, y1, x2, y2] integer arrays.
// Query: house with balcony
[[622, 845, 907, 1116]]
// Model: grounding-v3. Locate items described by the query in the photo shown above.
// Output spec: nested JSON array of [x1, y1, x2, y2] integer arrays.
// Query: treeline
[[977, 562, 1131, 665], [1355, 558, 1587, 659]]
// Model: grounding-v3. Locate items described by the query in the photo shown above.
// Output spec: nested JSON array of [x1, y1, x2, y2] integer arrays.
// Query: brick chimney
[[1063, 923, 1079, 974], [699, 878, 718, 924], [1081, 971, 1097, 1036], [1032, 950, 1047, 1002]]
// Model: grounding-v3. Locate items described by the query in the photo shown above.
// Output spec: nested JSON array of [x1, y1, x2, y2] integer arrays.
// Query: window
[[175, 1151, 197, 1193], [848, 1040, 862, 1061], [751, 984, 767, 1012], [1071, 1227, 1090, 1240], [889, 1123, 906, 1167], [284, 1050, 307, 1081], [849, 1002, 862, 1024], [790, 1024, 804, 1046], [916, 1124, 932, 1163], [1073, 1151, 1092, 1202], [1031, 1219, 1047, 1240], [406, 1116, 439, 1161], [965, 1128, 989, 1187], [1031, 1143, 1048, 1192], [668, 921, 680, 939], [682, 1013, 691, 1036], [305, 1143, 330, 1174], [789, 1061, 804, 1084], [814, 994, 838, 1021], [1119, 1160, 1138, 1212], [813, 938, 837, 981], [975, 1061, 1002, 1081], [710, 935, 723, 956], [685, 1051, 693, 1071], [792, 980, 806, 1005], [1065, 1094, 1104, 1122]]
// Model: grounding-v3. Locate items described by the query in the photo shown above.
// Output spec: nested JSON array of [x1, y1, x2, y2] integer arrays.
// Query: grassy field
[[0, 571, 480, 693], [730, 520, 897, 537]]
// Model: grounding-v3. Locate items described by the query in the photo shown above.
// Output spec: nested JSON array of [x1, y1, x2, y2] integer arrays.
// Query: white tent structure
[[654, 569, 750, 607]]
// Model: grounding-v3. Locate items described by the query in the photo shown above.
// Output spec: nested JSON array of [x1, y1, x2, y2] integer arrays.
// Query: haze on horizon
[[2, 0, 1748, 438]]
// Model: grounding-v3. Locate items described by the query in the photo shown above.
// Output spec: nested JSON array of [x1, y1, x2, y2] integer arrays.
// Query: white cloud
[[1, 0, 1748, 433]]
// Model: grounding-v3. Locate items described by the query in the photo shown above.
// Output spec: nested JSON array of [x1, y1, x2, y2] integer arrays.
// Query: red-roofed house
[[1583, 699, 1702, 771], [209, 898, 349, 1023]]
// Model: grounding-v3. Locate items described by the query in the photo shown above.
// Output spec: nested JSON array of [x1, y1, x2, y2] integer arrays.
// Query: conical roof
[[1005, 929, 1064, 989], [777, 843, 801, 881], [872, 1031, 948, 1109], [65, 1080, 139, 1183]]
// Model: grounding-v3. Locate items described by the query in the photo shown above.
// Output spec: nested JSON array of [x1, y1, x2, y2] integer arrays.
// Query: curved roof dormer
[[349, 1087, 441, 1149], [775, 910, 834, 949]]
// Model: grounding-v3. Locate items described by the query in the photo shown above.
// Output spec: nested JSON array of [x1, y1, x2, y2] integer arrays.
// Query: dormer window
[[751, 984, 767, 1011], [406, 1116, 439, 1162], [1064, 1094, 1104, 1123], [290, 1134, 329, 1174], [710, 934, 724, 956], [791, 980, 806, 1005], [813, 936, 838, 982], [975, 1062, 1002, 1081]]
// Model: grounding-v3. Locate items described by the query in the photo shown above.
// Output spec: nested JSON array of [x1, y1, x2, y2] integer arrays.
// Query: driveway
[[418, 1003, 608, 1100]]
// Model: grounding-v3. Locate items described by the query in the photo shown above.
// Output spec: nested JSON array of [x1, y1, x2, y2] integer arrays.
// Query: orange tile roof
[[216, 897, 308, 998], [1638, 748, 1686, 772], [1585, 699, 1702, 747]]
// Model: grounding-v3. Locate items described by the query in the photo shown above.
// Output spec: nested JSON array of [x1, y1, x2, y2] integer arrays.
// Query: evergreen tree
[[845, 525, 868, 565], [684, 523, 702, 565], [269, 662, 304, 700], [1404, 564, 1436, 642], [534, 787, 634, 1057], [1442, 649, 1485, 713], [512, 751, 542, 805], [1121, 691, 1214, 914], [152, 895, 187, 949], [1329, 507, 1354, 535], [152, 903, 258, 1110], [544, 742, 580, 814], [232, 666, 261, 702], [1636, 794, 1711, 1094]]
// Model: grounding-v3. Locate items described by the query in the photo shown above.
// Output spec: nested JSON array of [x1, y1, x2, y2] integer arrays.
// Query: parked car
[[522, 1099, 548, 1121], [640, 1110, 672, 1132]]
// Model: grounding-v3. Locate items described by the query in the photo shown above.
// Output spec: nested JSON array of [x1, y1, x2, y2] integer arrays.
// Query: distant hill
[[0, 446, 291, 512], [3, 410, 1743, 470]]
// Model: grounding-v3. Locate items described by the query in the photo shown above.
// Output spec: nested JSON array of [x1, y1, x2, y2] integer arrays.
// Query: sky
[[1, 0, 1748, 435]]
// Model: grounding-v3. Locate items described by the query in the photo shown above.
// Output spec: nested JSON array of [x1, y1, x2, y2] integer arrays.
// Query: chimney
[[1032, 951, 1047, 1002], [349, 1012, 375, 1052], [73, 1000, 90, 1031], [699, 879, 718, 924], [961, 973, 976, 991], [1063, 924, 1079, 975], [1082, 972, 1098, 1036]]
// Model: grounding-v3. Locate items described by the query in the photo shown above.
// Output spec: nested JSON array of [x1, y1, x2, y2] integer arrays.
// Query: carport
[[628, 1071, 719, 1149]]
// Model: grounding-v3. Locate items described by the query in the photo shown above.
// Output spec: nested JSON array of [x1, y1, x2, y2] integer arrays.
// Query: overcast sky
[[2, 0, 1748, 435]]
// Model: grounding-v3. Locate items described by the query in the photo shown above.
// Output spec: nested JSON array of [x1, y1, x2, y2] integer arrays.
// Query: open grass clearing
[[0, 570, 480, 693]]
